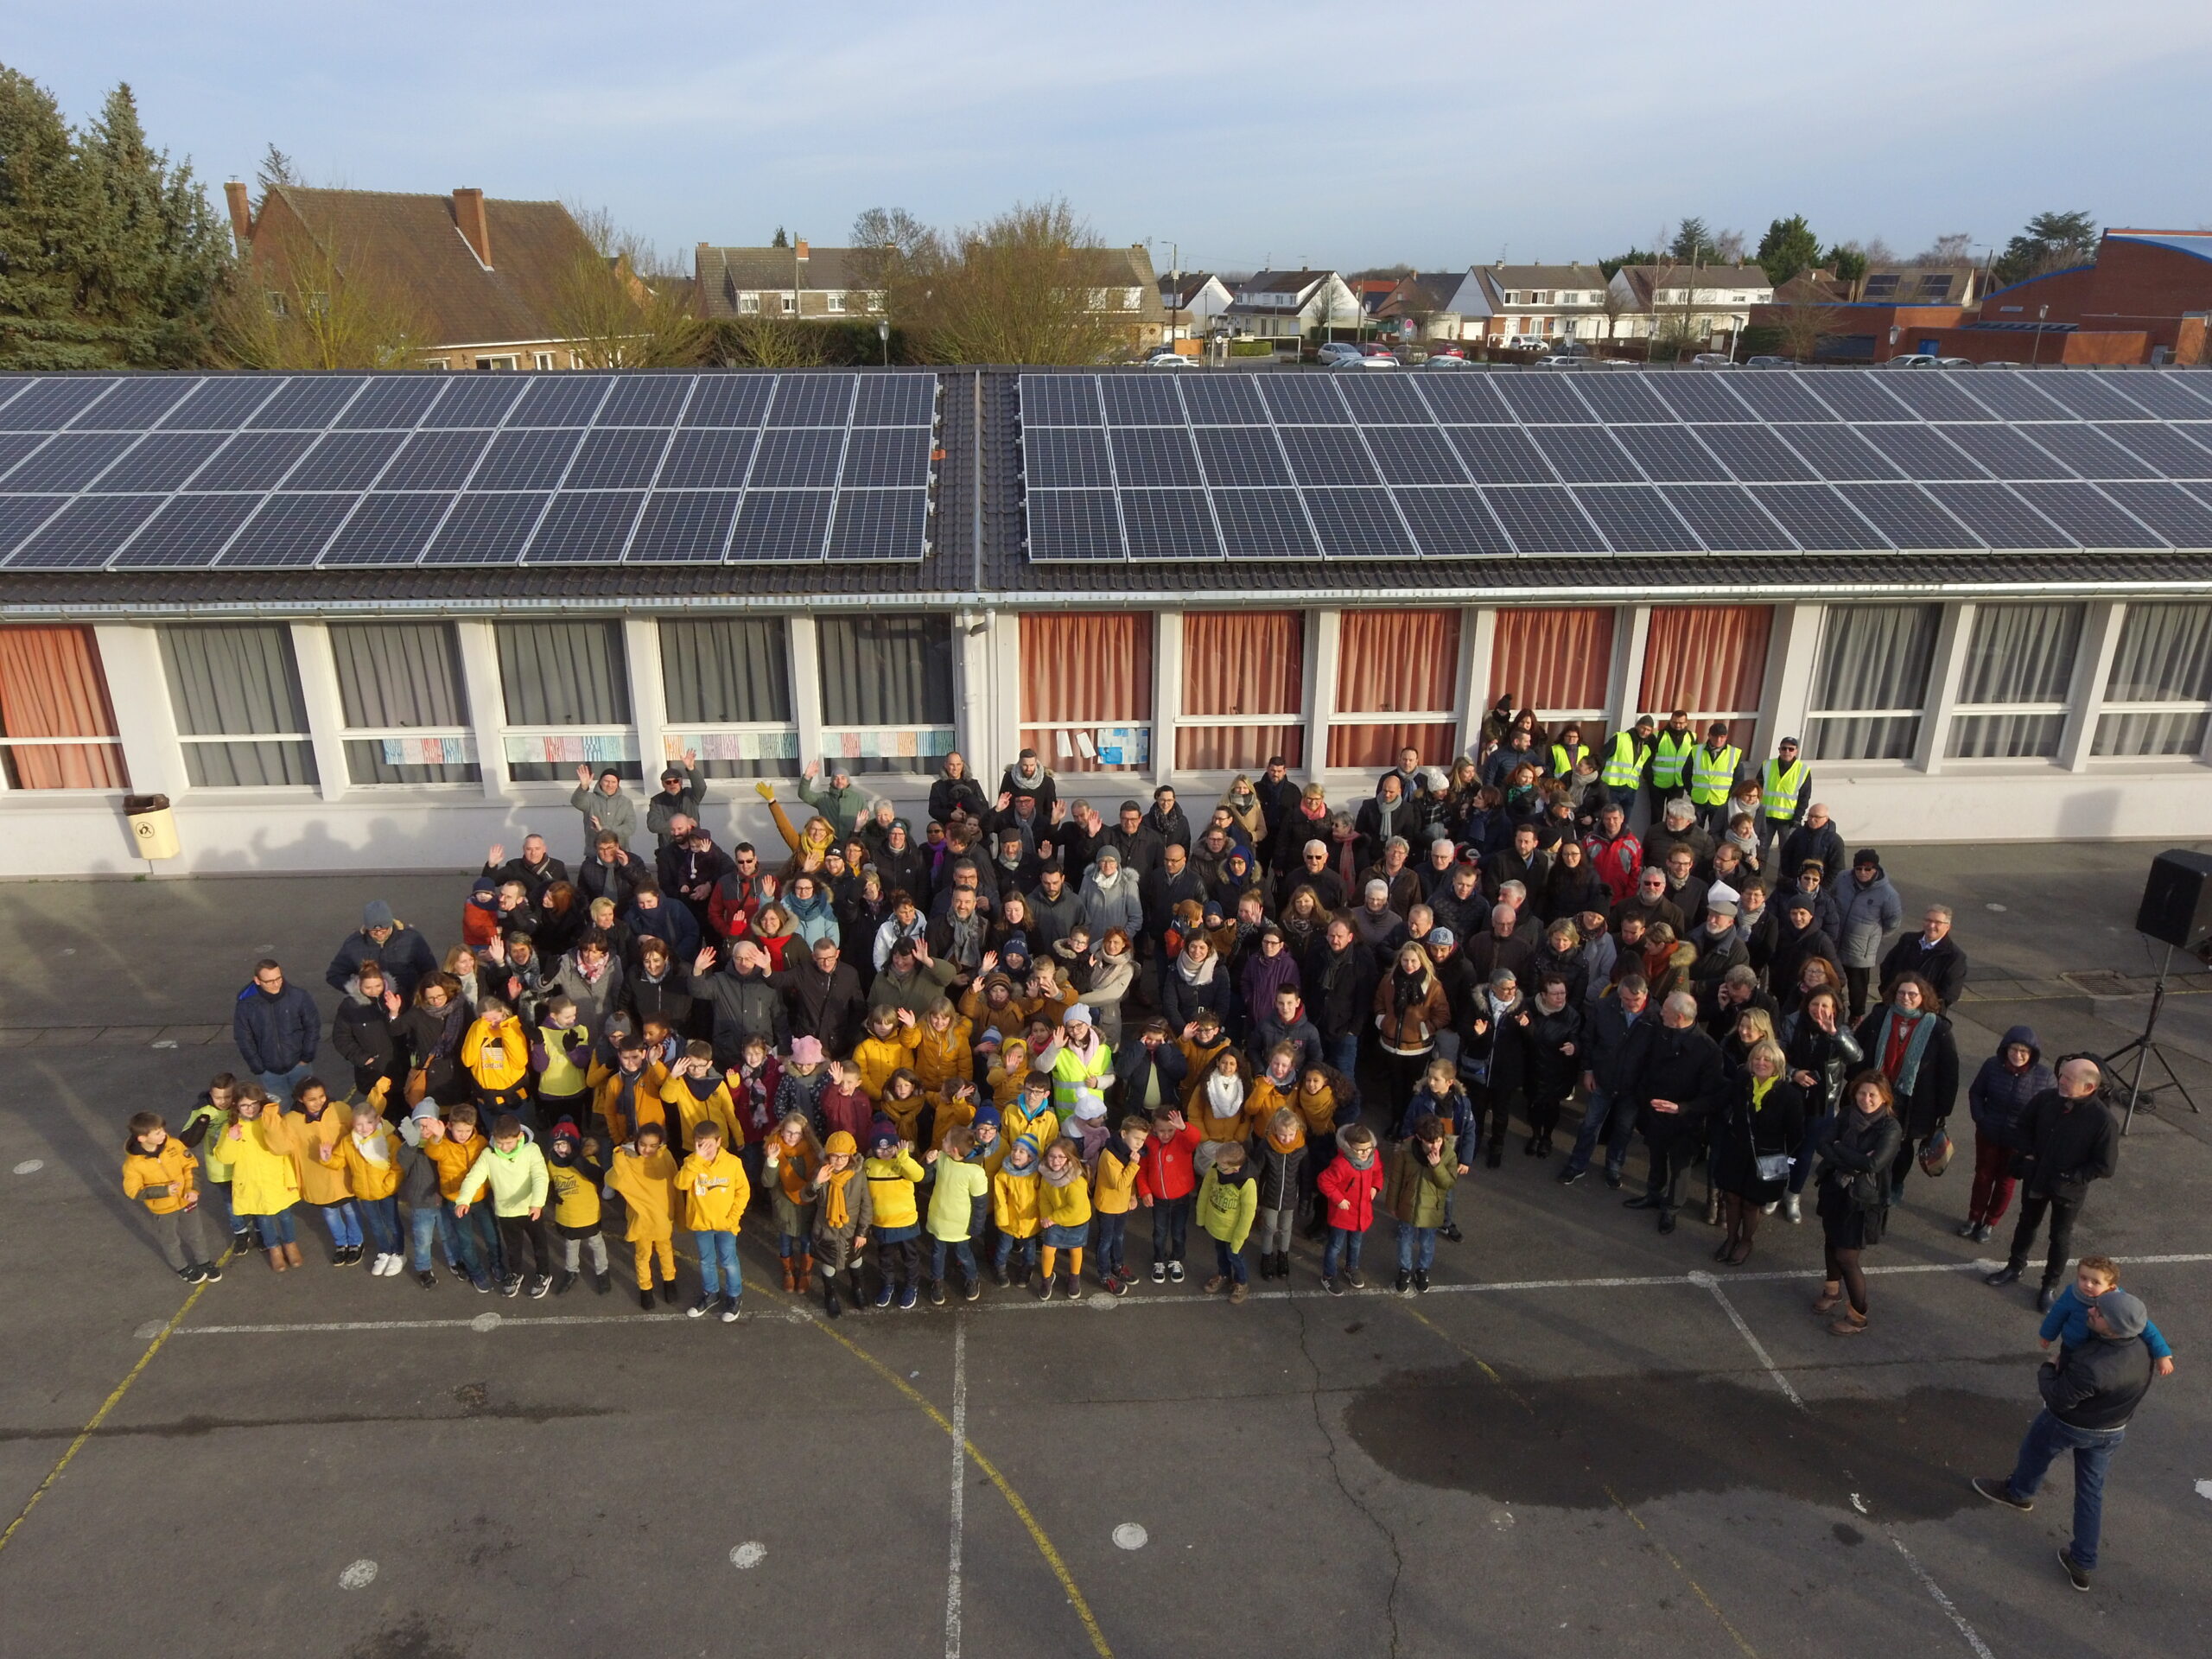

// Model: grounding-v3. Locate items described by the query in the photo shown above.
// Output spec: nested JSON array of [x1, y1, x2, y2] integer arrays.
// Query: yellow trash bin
[[124, 793, 180, 860]]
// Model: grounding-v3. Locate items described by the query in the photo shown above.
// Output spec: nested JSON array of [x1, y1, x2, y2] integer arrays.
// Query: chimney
[[453, 188, 492, 268], [224, 180, 254, 256], [794, 238, 810, 261]]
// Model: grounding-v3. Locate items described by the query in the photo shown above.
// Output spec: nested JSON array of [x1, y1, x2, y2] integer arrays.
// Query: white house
[[1222, 270, 1363, 346], [1160, 271, 1235, 339], [1467, 264, 1613, 347], [1607, 262, 1777, 348]]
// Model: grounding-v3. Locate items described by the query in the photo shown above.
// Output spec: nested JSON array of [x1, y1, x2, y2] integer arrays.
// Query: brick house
[[224, 183, 603, 370], [1468, 264, 1612, 348]]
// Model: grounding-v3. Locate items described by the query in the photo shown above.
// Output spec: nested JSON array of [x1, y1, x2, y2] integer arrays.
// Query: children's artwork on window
[[664, 731, 799, 762], [502, 733, 639, 766], [1093, 726, 1150, 767], [379, 735, 473, 766]]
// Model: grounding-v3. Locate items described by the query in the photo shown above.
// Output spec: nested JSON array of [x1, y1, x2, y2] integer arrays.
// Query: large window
[[1640, 604, 1772, 744], [1491, 607, 1613, 733], [817, 615, 956, 773], [161, 625, 317, 787], [0, 626, 127, 790], [2094, 602, 2212, 758], [1328, 609, 1459, 769], [660, 618, 798, 778], [1805, 605, 1941, 761], [1178, 609, 1304, 771], [330, 623, 478, 785], [1020, 613, 1154, 773], [495, 620, 638, 783], [1948, 602, 2083, 760]]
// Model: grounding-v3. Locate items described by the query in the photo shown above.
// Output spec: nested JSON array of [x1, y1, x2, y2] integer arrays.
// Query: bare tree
[[866, 198, 1128, 365], [714, 310, 831, 368], [1771, 299, 1844, 362], [547, 249, 705, 369], [216, 227, 427, 370], [1910, 232, 1974, 265]]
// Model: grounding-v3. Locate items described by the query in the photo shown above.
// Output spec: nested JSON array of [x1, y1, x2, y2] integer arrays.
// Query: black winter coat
[[1629, 1022, 1726, 1141], [2015, 1087, 2118, 1202], [1521, 1001, 1585, 1099], [1710, 1074, 1807, 1201], [1852, 1007, 1961, 1139]]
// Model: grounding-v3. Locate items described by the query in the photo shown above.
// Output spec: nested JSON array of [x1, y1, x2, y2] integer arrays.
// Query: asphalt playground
[[0, 841, 2207, 1659]]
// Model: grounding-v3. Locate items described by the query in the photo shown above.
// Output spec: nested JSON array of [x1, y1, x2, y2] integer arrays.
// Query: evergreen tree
[[1992, 210, 2096, 286], [1755, 214, 1821, 287], [73, 83, 230, 365], [1668, 217, 1717, 264], [771, 226, 789, 248], [1824, 243, 1869, 285], [0, 67, 100, 367]]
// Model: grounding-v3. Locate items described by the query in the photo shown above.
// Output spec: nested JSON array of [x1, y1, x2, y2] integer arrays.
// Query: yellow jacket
[[422, 1135, 486, 1202], [294, 1103, 356, 1206], [991, 1164, 1041, 1236], [123, 1139, 199, 1217], [1090, 1144, 1141, 1216], [985, 1040, 1032, 1107], [545, 1158, 603, 1230], [880, 1090, 929, 1146], [606, 1145, 677, 1242], [674, 1147, 752, 1232], [863, 1151, 925, 1230], [1293, 1080, 1345, 1137], [903, 1018, 974, 1097], [591, 1059, 669, 1143], [1243, 1077, 1298, 1142], [221, 1111, 303, 1217], [1037, 1171, 1093, 1230], [929, 1093, 977, 1152], [660, 1077, 741, 1150], [853, 1033, 907, 1101], [1002, 1096, 1059, 1149], [461, 1017, 531, 1090], [339, 1123, 403, 1201]]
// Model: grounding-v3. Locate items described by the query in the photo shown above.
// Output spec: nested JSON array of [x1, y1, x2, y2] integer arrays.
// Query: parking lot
[[0, 843, 2207, 1658]]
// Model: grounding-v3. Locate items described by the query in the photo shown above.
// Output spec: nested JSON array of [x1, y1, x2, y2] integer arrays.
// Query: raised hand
[[575, 764, 594, 785]]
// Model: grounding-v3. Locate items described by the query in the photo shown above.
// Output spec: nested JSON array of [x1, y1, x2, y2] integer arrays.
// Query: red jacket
[[461, 897, 501, 950], [1584, 830, 1643, 906], [709, 872, 765, 944], [1135, 1119, 1202, 1203], [1316, 1148, 1386, 1231], [819, 1084, 873, 1147]]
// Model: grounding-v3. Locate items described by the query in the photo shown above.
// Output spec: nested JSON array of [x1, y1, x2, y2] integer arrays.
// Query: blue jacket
[[233, 982, 321, 1074], [2040, 1282, 2172, 1363], [325, 925, 439, 999]]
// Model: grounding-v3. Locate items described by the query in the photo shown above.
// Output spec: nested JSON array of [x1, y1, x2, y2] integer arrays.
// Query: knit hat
[[979, 1027, 1004, 1047], [1428, 927, 1456, 949], [1783, 893, 1815, 917], [869, 1118, 899, 1152], [362, 899, 396, 930], [1063, 1003, 1095, 1027], [1854, 849, 1880, 868], [2092, 1287, 2147, 1340], [823, 1129, 856, 1156], [1007, 1133, 1040, 1167], [971, 1104, 1002, 1132], [1072, 1090, 1107, 1121], [789, 1036, 825, 1065]]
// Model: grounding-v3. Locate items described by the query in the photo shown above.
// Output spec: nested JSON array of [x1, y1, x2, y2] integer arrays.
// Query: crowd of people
[[123, 708, 2138, 1340]]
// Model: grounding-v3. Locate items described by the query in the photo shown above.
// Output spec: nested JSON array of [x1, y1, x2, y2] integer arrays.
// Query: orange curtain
[[1179, 724, 1303, 771], [1327, 721, 1458, 770], [1182, 611, 1302, 717], [1336, 610, 1459, 715], [1640, 606, 1773, 723], [1491, 608, 1613, 713], [1020, 613, 1153, 772], [0, 626, 128, 790]]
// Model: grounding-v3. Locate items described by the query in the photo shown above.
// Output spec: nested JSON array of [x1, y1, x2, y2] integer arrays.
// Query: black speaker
[[2136, 849, 2212, 950]]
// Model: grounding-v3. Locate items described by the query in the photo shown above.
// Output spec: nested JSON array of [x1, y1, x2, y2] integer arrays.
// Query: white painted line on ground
[[1691, 1273, 1804, 1411], [178, 1309, 810, 1336], [944, 1319, 968, 1659], [1891, 1536, 1999, 1659], [2196, 1478, 2212, 1503], [12, 1160, 41, 1175], [729, 1541, 766, 1570], [338, 1559, 377, 1590]]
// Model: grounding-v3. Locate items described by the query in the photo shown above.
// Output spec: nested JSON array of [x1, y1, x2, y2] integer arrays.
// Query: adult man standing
[[1986, 1058, 2119, 1311], [645, 753, 708, 851], [1834, 849, 1904, 1020], [1584, 804, 1643, 909], [1253, 755, 1304, 869], [1601, 715, 1655, 828], [569, 765, 639, 858], [1777, 803, 1847, 893], [1882, 906, 1968, 1009], [234, 957, 320, 1103], [483, 835, 568, 903], [768, 936, 869, 1058], [1688, 721, 1743, 836], [1623, 992, 1725, 1232], [1756, 737, 1810, 863], [1104, 799, 1165, 880], [1646, 710, 1697, 806], [1560, 976, 1653, 1188], [1974, 1287, 2160, 1592], [798, 761, 870, 840], [326, 899, 437, 999]]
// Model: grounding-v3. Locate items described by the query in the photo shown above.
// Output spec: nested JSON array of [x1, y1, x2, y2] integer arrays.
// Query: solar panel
[[0, 494, 66, 557], [2008, 481, 2166, 548], [0, 433, 40, 479], [1100, 377, 1185, 427], [1277, 426, 1379, 486], [419, 375, 527, 428], [506, 375, 613, 428], [220, 491, 360, 567], [827, 489, 928, 561], [840, 429, 931, 489], [1854, 423, 1986, 481], [6, 493, 164, 569], [1333, 376, 1434, 423], [853, 374, 937, 427], [0, 378, 118, 430], [626, 490, 743, 563], [1110, 427, 1205, 488], [72, 378, 200, 430], [2107, 373, 2212, 419], [683, 376, 775, 429], [1120, 488, 1223, 561], [1659, 484, 1795, 551], [1649, 375, 1753, 423], [286, 430, 408, 491], [335, 377, 449, 430], [2092, 423, 2212, 479], [1302, 487, 1413, 557], [1492, 375, 1595, 424], [766, 374, 855, 428], [1529, 426, 1643, 483], [1414, 375, 1513, 423], [1834, 483, 1981, 549], [1572, 485, 1700, 552], [2104, 482, 2212, 546], [1482, 486, 1608, 554], [1194, 428, 1292, 487], [2031, 372, 2158, 422], [1026, 490, 1123, 560], [2, 433, 137, 492], [1450, 425, 1556, 484], [1725, 372, 1836, 423], [93, 430, 227, 492], [1778, 423, 1902, 481], [1020, 373, 1103, 426], [748, 429, 845, 489], [1363, 425, 1470, 485], [380, 429, 494, 491], [110, 493, 261, 569], [1568, 374, 1675, 424], [1177, 375, 1268, 424], [732, 489, 834, 560], [1746, 483, 1891, 550], [189, 431, 316, 491], [321, 492, 455, 566], [2021, 423, 2159, 480], [1394, 486, 1513, 557], [247, 378, 367, 429], [1256, 377, 1351, 424], [656, 428, 756, 491], [1923, 481, 2071, 548], [1871, 374, 1993, 423], [161, 378, 284, 430], [1947, 372, 2069, 421], [1693, 423, 1816, 482], [473, 428, 586, 490], [564, 428, 673, 490], [422, 493, 551, 564], [1027, 428, 1113, 489], [523, 492, 644, 563], [1613, 424, 1731, 482], [595, 376, 692, 428], [1212, 488, 1320, 559], [1801, 373, 1911, 423]]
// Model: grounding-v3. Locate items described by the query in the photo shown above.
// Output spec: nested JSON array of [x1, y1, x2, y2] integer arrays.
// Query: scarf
[[352, 1128, 391, 1166], [941, 908, 983, 969], [1205, 1072, 1244, 1118], [1176, 948, 1217, 986], [1878, 1007, 1936, 1095], [1391, 965, 1428, 1019], [776, 1138, 820, 1200], [736, 1065, 772, 1132], [820, 1162, 857, 1229], [1041, 1157, 1083, 1189], [1750, 1074, 1777, 1112]]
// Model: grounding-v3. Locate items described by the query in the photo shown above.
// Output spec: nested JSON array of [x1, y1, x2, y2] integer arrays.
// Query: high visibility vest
[[1548, 742, 1589, 779], [1602, 731, 1647, 789], [1689, 744, 1742, 806], [1649, 731, 1695, 788], [1760, 758, 1807, 820]]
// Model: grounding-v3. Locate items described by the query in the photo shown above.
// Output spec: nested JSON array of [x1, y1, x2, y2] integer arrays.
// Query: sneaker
[[200, 1261, 223, 1283], [639, 1287, 655, 1310], [1395, 1271, 1412, 1294], [1150, 1261, 1166, 1284], [1558, 1166, 1587, 1186], [417, 1270, 438, 1290], [874, 1282, 895, 1309], [898, 1285, 918, 1311], [2056, 1547, 2092, 1592], [381, 1254, 403, 1276], [1973, 1476, 2033, 1512], [1346, 1268, 1367, 1290], [1324, 1275, 1344, 1296], [1785, 1193, 1802, 1224], [472, 1275, 494, 1294], [1107, 1273, 1128, 1297], [688, 1294, 714, 1319], [1065, 1276, 1083, 1301], [963, 1275, 982, 1302], [528, 1274, 552, 1300], [332, 1248, 353, 1268], [1168, 1262, 1185, 1284], [500, 1274, 523, 1298], [1603, 1170, 1623, 1190], [179, 1265, 204, 1284], [1036, 1274, 1054, 1302], [720, 1295, 741, 1324], [929, 1280, 947, 1306], [1204, 1275, 1227, 1294], [1413, 1269, 1430, 1294], [1440, 1223, 1464, 1243], [1229, 1281, 1248, 1305]]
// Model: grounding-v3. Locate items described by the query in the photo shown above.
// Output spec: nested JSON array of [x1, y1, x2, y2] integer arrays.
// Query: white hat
[[1064, 1003, 1095, 1027], [1073, 1090, 1107, 1120]]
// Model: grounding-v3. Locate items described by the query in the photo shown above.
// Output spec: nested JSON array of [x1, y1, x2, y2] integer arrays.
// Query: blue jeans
[[1212, 1238, 1247, 1284], [1094, 1211, 1127, 1278], [2007, 1409, 2125, 1571], [410, 1204, 442, 1271], [931, 1238, 978, 1284], [694, 1229, 742, 1298], [1789, 1111, 1834, 1195], [1324, 1033, 1360, 1077], [1149, 1194, 1192, 1264], [440, 1201, 499, 1282], [254, 1062, 315, 1105], [1322, 1224, 1366, 1278], [1395, 1221, 1436, 1274], [319, 1199, 362, 1250], [356, 1195, 399, 1255], [1565, 1087, 1635, 1176], [254, 1205, 296, 1249], [995, 1232, 1036, 1275]]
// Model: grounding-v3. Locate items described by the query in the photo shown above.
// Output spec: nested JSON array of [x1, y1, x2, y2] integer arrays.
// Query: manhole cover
[[1113, 1523, 1147, 1550]]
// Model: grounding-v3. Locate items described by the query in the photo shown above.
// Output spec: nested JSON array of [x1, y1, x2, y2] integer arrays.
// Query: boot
[[1258, 1253, 1275, 1281], [282, 1241, 304, 1268], [797, 1254, 814, 1295], [267, 1246, 289, 1273], [823, 1278, 842, 1319], [1274, 1250, 1290, 1281], [1812, 1280, 1844, 1314], [782, 1258, 797, 1294], [592, 1269, 611, 1295], [551, 1269, 576, 1296]]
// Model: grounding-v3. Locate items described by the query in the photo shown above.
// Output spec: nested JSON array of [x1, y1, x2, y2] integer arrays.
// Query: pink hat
[[790, 1036, 826, 1064]]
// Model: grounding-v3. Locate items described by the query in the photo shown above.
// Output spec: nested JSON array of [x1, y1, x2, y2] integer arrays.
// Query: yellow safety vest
[[1760, 759, 1807, 819], [1548, 742, 1589, 779], [1601, 731, 1647, 788], [1649, 731, 1695, 788], [1689, 744, 1742, 806]]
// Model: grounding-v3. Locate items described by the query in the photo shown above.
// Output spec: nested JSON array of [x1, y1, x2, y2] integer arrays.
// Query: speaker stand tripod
[[2101, 941, 2203, 1135]]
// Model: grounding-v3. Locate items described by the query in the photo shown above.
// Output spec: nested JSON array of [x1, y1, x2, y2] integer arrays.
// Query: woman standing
[[397, 974, 468, 1109], [1960, 1025, 2053, 1244], [930, 753, 988, 830], [1455, 968, 1529, 1170], [1851, 972, 1960, 1205], [1519, 972, 1583, 1159], [1710, 1039, 1805, 1266], [1781, 986, 1861, 1224], [1373, 943, 1451, 1123], [1812, 1071, 1904, 1336]]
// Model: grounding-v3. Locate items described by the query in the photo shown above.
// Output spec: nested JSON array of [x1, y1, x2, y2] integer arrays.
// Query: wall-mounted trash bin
[[124, 793, 180, 860]]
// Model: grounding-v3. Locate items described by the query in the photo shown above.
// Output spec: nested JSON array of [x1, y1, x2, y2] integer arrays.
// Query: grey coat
[[569, 783, 639, 855], [1830, 870, 1903, 969]]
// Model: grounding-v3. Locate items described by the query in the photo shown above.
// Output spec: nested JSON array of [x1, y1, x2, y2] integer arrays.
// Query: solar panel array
[[1016, 367, 2212, 562], [0, 372, 939, 570]]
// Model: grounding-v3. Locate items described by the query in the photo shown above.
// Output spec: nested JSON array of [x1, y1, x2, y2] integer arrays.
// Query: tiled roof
[[1614, 264, 1776, 307], [696, 245, 869, 317]]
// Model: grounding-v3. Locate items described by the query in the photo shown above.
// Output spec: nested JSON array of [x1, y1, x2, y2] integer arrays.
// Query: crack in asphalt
[[1288, 1280, 1404, 1659]]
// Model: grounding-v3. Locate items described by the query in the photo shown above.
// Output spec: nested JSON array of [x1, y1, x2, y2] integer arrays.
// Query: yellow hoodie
[[293, 1103, 356, 1207], [606, 1145, 677, 1242], [221, 1110, 304, 1217], [423, 1134, 486, 1203], [660, 1076, 741, 1150], [862, 1150, 925, 1230], [545, 1156, 603, 1230], [123, 1138, 199, 1217], [461, 1017, 530, 1091], [903, 1017, 974, 1096], [674, 1147, 752, 1232], [339, 1122, 403, 1201], [991, 1158, 1041, 1237], [853, 1032, 906, 1102]]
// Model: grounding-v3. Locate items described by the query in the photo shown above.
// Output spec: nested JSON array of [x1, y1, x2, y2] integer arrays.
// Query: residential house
[[223, 183, 602, 370], [694, 241, 878, 322], [1375, 270, 1487, 343], [1352, 278, 1400, 321], [1074, 246, 1171, 350], [1160, 271, 1234, 338], [1607, 262, 1777, 350], [1466, 264, 1612, 347], [1222, 270, 1363, 346]]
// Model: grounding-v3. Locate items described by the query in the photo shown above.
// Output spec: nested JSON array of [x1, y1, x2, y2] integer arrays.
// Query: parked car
[[1745, 354, 1790, 368], [1689, 353, 1735, 367], [1342, 349, 1398, 368], [1427, 344, 1467, 359], [1934, 357, 1978, 369], [1141, 349, 1194, 368], [1534, 354, 1585, 369], [1419, 353, 1471, 369], [1883, 353, 1941, 369], [1981, 360, 2025, 369], [1315, 341, 1365, 366]]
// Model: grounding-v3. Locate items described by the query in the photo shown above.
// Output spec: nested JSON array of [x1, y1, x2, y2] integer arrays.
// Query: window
[[825, 293, 846, 315], [1948, 602, 2084, 760], [532, 351, 557, 370], [1491, 607, 1613, 732], [495, 620, 638, 782], [817, 615, 956, 773], [1502, 291, 1521, 305], [0, 626, 128, 789], [1530, 291, 1550, 304], [659, 618, 798, 777], [737, 291, 760, 315], [1020, 613, 1154, 772], [474, 355, 518, 372], [1328, 610, 1459, 768], [1805, 604, 1940, 760], [2094, 602, 2212, 757], [160, 625, 317, 787], [1640, 605, 1773, 743], [1125, 287, 1143, 311], [265, 291, 289, 319], [330, 623, 479, 785], [423, 359, 450, 371], [1864, 274, 1900, 300], [1178, 610, 1304, 770]]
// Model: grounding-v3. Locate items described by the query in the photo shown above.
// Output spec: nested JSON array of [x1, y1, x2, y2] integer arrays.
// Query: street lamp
[[2030, 303, 2049, 368], [877, 318, 890, 368]]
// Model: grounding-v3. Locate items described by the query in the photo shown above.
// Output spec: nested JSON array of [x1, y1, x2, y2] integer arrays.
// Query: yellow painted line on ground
[[1396, 1299, 1759, 1659]]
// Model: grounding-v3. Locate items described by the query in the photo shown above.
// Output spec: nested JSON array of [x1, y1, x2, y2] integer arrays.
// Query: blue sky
[[17, 0, 2210, 274]]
